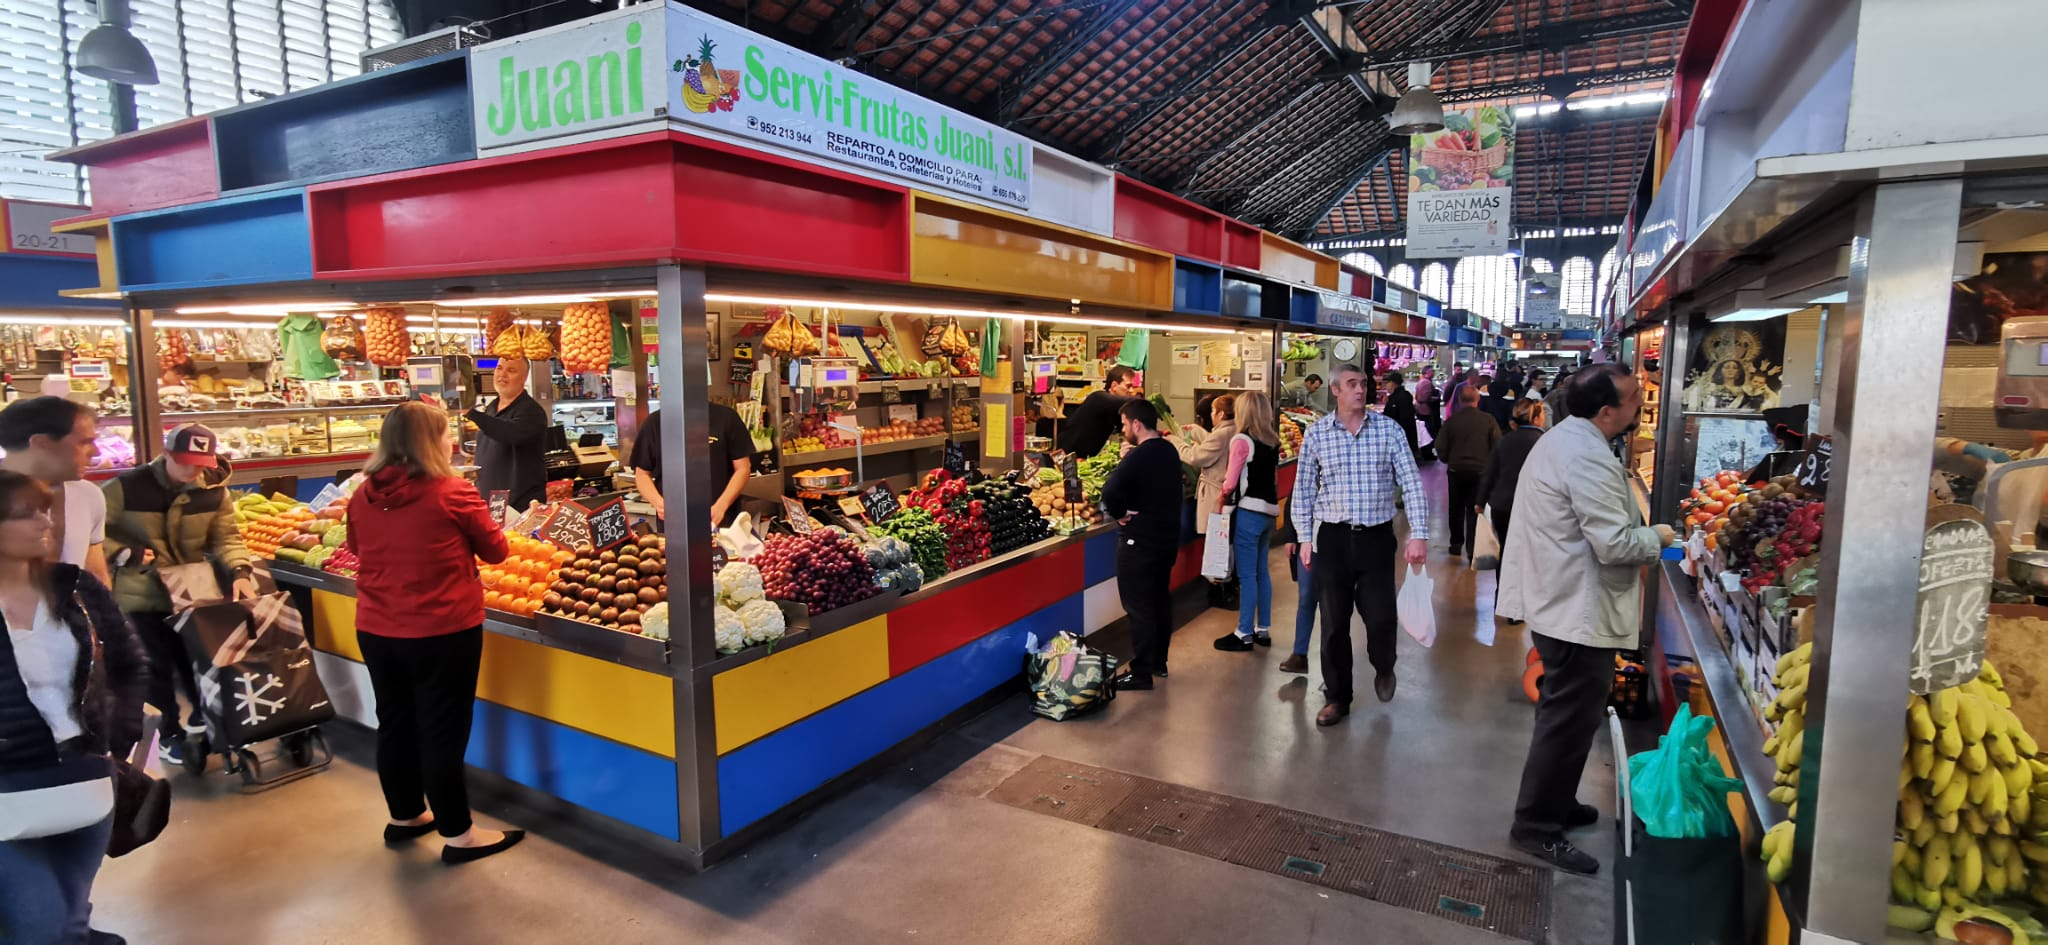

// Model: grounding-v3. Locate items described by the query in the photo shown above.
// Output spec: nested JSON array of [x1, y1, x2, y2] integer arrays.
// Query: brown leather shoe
[[1316, 703, 1349, 726], [1278, 654, 1308, 674]]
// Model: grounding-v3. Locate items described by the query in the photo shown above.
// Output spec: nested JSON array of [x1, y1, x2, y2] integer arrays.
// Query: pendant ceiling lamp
[[1388, 62, 1444, 135], [76, 0, 158, 85]]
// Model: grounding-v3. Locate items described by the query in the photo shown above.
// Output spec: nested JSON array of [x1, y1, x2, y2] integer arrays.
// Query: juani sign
[[467, 3, 1033, 210]]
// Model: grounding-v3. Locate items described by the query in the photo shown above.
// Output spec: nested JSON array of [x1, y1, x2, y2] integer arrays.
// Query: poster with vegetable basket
[[1404, 105, 1514, 258]]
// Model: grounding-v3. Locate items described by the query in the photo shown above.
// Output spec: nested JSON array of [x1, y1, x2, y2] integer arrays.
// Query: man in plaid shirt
[[1292, 363, 1431, 726]]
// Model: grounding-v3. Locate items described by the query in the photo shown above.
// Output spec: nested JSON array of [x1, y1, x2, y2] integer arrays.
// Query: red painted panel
[[886, 542, 1084, 676], [309, 134, 678, 279], [1277, 460, 1297, 502], [672, 133, 912, 282], [1113, 177, 1222, 263], [1223, 221, 1261, 270], [306, 132, 912, 283], [1169, 540, 1205, 589], [51, 118, 219, 219]]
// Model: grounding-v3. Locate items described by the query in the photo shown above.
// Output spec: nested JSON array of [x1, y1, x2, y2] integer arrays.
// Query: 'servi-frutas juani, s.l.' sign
[[468, 3, 1033, 211]]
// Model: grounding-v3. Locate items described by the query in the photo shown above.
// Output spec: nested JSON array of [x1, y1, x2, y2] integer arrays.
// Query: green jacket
[[101, 458, 252, 614]]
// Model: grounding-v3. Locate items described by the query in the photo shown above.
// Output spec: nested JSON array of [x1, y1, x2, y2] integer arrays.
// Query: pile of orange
[[478, 536, 572, 617], [1681, 470, 1754, 550]]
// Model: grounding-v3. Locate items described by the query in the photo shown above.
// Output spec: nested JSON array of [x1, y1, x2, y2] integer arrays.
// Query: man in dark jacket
[[1435, 384, 1501, 558], [1101, 398, 1184, 690], [1381, 372, 1418, 456], [1058, 365, 1139, 457], [467, 356, 551, 510], [1482, 372, 1520, 432]]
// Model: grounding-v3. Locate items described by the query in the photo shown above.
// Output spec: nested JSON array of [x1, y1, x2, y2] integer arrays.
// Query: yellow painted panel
[[304, 588, 673, 757], [50, 217, 119, 299], [713, 615, 890, 754], [309, 589, 362, 661], [909, 193, 1172, 309], [477, 633, 675, 758]]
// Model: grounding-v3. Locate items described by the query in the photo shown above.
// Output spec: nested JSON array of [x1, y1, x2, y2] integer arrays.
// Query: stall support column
[[131, 304, 162, 465], [1650, 315, 1692, 527], [1797, 178, 1963, 945], [612, 299, 651, 461], [653, 264, 721, 858]]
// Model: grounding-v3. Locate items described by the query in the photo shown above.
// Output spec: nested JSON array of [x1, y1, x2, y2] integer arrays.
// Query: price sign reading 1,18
[[586, 498, 631, 553], [541, 501, 592, 551], [1910, 507, 1993, 695]]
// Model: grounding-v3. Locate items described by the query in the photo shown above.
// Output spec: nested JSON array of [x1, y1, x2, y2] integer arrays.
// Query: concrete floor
[[88, 465, 1618, 945]]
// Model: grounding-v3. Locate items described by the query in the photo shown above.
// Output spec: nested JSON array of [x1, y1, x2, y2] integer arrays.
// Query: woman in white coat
[[1176, 394, 1238, 609]]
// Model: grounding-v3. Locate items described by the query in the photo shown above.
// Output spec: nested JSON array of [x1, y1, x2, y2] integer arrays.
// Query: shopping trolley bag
[[175, 593, 334, 749]]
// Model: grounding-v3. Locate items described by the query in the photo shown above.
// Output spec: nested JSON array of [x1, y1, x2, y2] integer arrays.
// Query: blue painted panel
[[1083, 530, 1120, 586], [468, 700, 681, 841], [214, 53, 474, 194], [113, 190, 312, 290], [717, 595, 1086, 834], [1369, 275, 1386, 304], [1452, 328, 1481, 346], [0, 256, 118, 310], [1288, 287, 1318, 325], [1425, 298, 1443, 319], [1172, 259, 1222, 316], [1563, 329, 1594, 341]]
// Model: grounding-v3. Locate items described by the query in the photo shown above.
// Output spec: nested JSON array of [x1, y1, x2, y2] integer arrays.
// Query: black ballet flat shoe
[[384, 821, 438, 845], [442, 830, 526, 865]]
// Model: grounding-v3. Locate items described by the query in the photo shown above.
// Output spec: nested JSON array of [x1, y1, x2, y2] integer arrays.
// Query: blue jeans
[[0, 813, 112, 944], [1293, 553, 1317, 655], [1233, 508, 1274, 637]]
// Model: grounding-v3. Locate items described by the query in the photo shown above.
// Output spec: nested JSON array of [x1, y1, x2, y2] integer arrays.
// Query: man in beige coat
[[1498, 364, 1674, 875]]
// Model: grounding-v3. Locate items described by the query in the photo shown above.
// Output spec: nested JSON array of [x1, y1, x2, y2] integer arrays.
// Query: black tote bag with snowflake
[[176, 593, 335, 747]]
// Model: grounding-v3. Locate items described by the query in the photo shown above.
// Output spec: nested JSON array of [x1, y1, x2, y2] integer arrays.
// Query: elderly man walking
[[1292, 363, 1430, 726], [1499, 364, 1675, 874]]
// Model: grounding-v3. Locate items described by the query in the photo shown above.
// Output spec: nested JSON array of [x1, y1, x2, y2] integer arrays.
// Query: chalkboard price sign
[[1796, 436, 1833, 492], [1061, 454, 1082, 505], [781, 496, 818, 534], [487, 489, 510, 527], [541, 502, 592, 551], [586, 498, 631, 553], [1910, 507, 1993, 694], [861, 485, 900, 522], [1019, 453, 1042, 484], [943, 439, 969, 476]]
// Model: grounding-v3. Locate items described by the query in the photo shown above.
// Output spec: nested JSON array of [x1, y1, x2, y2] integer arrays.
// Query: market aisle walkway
[[88, 465, 1614, 945]]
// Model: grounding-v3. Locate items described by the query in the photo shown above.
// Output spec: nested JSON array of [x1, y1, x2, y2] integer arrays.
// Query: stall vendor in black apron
[[630, 403, 755, 529]]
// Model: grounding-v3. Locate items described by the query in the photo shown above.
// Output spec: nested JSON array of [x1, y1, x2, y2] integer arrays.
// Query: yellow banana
[[2007, 760, 2034, 798], [1960, 694, 1990, 742], [1769, 785, 1797, 805], [1910, 698, 1938, 741], [1918, 885, 1943, 912], [1776, 644, 1811, 677], [1940, 723, 1964, 759], [1934, 688, 1960, 728], [1902, 790, 1928, 830], [1891, 864, 1917, 903], [1989, 857, 2012, 896], [1766, 842, 1793, 884], [1903, 841, 1923, 874], [1960, 840, 1984, 897], [1780, 710, 1805, 744], [1913, 742, 1936, 780], [1914, 817, 1939, 847], [1989, 836, 2015, 865], [1981, 658, 2006, 689], [1932, 757, 1959, 796], [1972, 768, 2000, 806], [2021, 840, 2048, 864], [1764, 733, 1780, 757], [1765, 699, 1783, 723], [1964, 741, 1989, 774], [2011, 715, 2040, 756], [1937, 776, 1970, 815], [1899, 760, 1912, 791], [1778, 662, 1810, 691], [1779, 731, 1805, 773], [2009, 854, 2028, 893], [2015, 788, 2033, 827], [1924, 839, 1953, 888], [1991, 733, 2020, 767], [1963, 808, 1988, 835], [1943, 887, 1964, 910], [1987, 782, 2010, 822], [1894, 839, 1908, 867]]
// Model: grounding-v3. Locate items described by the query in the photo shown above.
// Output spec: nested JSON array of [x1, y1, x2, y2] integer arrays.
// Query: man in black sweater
[[1100, 398, 1185, 689], [1058, 365, 1139, 457], [1436, 383, 1501, 558], [467, 356, 551, 510]]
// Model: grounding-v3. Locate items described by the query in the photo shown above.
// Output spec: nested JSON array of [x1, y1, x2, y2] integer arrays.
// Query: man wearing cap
[[103, 423, 257, 765]]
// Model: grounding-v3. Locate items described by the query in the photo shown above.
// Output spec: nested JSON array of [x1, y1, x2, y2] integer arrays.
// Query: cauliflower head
[[713, 604, 745, 653], [641, 602, 671, 641], [715, 562, 765, 606], [736, 598, 787, 647]]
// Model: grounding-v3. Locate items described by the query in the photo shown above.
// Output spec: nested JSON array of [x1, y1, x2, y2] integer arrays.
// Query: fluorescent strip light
[[0, 315, 127, 327], [172, 303, 359, 316], [1711, 307, 1799, 323], [702, 293, 1239, 336], [420, 292, 651, 308]]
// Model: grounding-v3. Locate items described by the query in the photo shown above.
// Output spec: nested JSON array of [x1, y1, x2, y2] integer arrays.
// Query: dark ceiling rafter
[[812, 1, 891, 59], [989, 0, 1145, 123], [1074, 0, 1277, 163], [1339, 6, 1692, 72]]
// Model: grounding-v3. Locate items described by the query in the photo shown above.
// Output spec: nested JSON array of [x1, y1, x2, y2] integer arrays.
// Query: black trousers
[[358, 627, 484, 838], [135, 611, 202, 731], [1315, 522, 1398, 706], [1117, 538, 1177, 676], [1512, 633, 1616, 843], [1445, 470, 1483, 551], [1492, 506, 1513, 570]]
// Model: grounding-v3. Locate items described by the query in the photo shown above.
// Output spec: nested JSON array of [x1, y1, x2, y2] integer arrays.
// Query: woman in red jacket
[[345, 401, 522, 864]]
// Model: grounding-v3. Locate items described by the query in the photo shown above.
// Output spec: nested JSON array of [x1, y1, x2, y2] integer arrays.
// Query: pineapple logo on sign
[[676, 36, 740, 114]]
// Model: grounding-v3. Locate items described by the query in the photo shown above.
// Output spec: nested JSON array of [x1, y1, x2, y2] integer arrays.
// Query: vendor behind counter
[[630, 403, 754, 529]]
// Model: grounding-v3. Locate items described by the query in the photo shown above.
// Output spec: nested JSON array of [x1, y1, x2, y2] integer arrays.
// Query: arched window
[[1341, 253, 1385, 277], [1452, 256, 1519, 323], [1389, 264, 1418, 290], [1561, 257, 1596, 318], [1527, 257, 1555, 274], [1418, 263, 1449, 301], [1596, 247, 1623, 318]]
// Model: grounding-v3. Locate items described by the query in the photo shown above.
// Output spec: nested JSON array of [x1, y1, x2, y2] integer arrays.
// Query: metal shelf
[[780, 432, 978, 464]]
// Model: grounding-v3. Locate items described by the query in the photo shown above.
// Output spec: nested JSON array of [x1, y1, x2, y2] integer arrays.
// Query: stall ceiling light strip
[[703, 293, 1241, 336], [0, 315, 128, 327]]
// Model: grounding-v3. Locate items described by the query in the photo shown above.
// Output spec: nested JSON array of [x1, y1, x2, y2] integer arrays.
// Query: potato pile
[[559, 301, 610, 372], [363, 307, 410, 366]]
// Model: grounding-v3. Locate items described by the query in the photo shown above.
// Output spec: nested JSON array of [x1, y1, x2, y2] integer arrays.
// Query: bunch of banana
[[1893, 658, 2048, 924], [1762, 643, 1810, 817]]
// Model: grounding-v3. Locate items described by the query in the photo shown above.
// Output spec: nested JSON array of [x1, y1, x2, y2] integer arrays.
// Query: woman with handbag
[[345, 402, 524, 865], [1213, 391, 1282, 652], [1175, 395, 1239, 610], [0, 470, 149, 945]]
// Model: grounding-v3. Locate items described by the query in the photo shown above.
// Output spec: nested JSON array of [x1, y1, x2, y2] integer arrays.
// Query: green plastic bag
[[1628, 705, 1745, 839], [1116, 328, 1149, 370]]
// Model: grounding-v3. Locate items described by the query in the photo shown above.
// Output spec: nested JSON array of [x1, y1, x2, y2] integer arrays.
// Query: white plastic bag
[[1397, 562, 1436, 647], [1470, 507, 1501, 571], [1200, 506, 1234, 581]]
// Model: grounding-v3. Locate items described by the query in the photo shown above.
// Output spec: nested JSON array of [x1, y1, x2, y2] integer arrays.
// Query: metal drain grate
[[987, 757, 1551, 943]]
